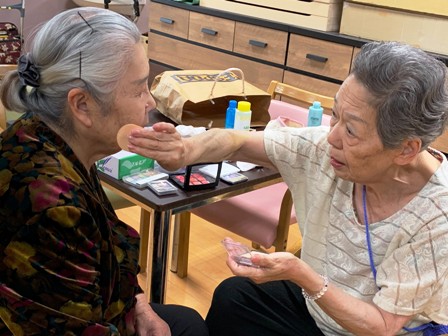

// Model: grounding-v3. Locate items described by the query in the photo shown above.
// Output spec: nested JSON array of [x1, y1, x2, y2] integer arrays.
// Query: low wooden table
[[99, 166, 282, 304]]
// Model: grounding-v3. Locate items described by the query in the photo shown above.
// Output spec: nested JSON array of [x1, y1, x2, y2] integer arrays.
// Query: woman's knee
[[208, 276, 256, 315], [150, 303, 208, 336], [213, 276, 253, 302]]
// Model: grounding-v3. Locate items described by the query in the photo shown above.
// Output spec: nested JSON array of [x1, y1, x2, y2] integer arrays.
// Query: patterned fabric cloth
[[0, 22, 21, 65], [264, 124, 448, 335], [0, 113, 142, 335]]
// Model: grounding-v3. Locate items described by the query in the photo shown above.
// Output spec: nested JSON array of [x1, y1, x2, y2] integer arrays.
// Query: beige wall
[[0, 0, 148, 47]]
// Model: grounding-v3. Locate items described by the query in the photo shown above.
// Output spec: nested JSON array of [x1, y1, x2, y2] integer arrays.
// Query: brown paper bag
[[150, 68, 271, 128]]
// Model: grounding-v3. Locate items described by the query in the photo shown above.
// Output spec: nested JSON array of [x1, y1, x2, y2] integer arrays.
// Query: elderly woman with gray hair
[[126, 41, 448, 335], [0, 7, 208, 336]]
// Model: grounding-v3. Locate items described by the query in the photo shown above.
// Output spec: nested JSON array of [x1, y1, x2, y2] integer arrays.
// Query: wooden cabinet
[[147, 1, 362, 98]]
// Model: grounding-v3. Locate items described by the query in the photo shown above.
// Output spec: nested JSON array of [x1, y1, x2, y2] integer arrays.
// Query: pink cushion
[[192, 182, 296, 248], [268, 100, 331, 126]]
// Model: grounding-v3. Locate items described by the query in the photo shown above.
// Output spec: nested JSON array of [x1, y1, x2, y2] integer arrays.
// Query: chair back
[[267, 80, 334, 110], [267, 80, 333, 126], [0, 100, 6, 132]]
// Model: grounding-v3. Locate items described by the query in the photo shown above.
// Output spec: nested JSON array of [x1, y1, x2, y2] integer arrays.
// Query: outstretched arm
[[126, 122, 274, 171]]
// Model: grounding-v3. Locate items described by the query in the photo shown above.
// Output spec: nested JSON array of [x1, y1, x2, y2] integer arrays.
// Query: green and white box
[[97, 150, 154, 179]]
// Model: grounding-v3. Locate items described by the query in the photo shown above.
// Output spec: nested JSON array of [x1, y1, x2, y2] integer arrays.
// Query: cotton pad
[[117, 123, 142, 150]]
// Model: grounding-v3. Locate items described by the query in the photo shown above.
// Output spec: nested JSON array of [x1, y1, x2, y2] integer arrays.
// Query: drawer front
[[233, 22, 288, 65], [148, 2, 189, 39], [350, 47, 361, 72], [287, 35, 353, 81], [283, 71, 340, 114], [188, 12, 235, 51], [148, 32, 283, 92]]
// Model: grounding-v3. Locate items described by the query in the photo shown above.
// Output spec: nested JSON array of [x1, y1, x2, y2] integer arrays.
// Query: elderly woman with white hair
[[0, 7, 208, 336]]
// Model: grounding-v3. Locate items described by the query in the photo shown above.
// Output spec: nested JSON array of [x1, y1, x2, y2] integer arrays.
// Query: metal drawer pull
[[160, 17, 174, 25], [306, 53, 328, 63], [249, 39, 267, 48], [201, 28, 218, 36]]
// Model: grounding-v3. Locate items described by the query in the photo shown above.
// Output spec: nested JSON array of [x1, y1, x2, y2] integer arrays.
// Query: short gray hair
[[0, 7, 141, 135], [351, 41, 448, 150]]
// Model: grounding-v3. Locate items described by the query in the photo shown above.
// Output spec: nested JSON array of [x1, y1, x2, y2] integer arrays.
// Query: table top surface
[[99, 165, 281, 213]]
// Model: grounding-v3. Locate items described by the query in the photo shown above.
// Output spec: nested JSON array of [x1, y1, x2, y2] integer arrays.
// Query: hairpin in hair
[[77, 11, 95, 34]]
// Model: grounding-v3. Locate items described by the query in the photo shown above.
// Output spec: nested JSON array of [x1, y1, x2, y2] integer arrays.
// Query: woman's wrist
[[302, 274, 329, 301]]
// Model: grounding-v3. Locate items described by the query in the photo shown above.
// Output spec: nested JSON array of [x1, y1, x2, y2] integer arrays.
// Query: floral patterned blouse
[[0, 113, 142, 335]]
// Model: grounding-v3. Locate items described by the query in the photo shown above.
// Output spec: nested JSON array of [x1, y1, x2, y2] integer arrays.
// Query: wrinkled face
[[96, 42, 155, 152], [111, 42, 155, 128], [327, 75, 400, 184]]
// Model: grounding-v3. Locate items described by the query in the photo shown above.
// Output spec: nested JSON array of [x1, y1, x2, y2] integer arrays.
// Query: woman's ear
[[67, 88, 94, 128], [394, 138, 421, 165]]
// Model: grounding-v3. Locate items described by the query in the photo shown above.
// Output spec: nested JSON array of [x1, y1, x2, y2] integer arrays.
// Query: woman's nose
[[147, 93, 156, 111], [327, 123, 342, 149]]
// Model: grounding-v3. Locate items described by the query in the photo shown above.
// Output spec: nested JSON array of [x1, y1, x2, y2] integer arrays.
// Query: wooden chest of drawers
[[148, 0, 361, 97]]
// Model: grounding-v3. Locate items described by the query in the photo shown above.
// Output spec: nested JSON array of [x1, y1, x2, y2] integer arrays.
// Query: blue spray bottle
[[307, 101, 323, 127], [225, 100, 237, 129]]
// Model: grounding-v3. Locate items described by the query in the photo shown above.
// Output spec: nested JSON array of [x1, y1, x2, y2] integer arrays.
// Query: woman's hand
[[127, 294, 171, 336], [227, 251, 302, 284], [127, 122, 186, 172]]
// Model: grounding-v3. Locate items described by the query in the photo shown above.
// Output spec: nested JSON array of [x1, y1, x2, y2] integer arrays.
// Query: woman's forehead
[[336, 77, 375, 110]]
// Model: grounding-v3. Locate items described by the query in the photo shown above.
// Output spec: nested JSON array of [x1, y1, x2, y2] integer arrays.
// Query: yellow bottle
[[233, 101, 252, 131]]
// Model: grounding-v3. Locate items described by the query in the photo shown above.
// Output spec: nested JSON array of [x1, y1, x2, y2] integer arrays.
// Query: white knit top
[[264, 125, 448, 335]]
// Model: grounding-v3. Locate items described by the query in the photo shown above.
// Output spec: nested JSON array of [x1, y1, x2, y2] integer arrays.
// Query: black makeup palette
[[169, 162, 222, 191]]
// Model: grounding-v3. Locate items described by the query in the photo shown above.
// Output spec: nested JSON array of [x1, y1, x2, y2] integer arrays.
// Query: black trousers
[[150, 303, 209, 336], [206, 276, 325, 336]]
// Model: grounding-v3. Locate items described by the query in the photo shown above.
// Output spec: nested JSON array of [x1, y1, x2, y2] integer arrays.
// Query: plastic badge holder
[[221, 239, 259, 268], [169, 162, 222, 191]]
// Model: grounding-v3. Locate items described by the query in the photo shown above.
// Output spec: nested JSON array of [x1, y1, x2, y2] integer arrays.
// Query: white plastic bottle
[[233, 101, 252, 131], [307, 101, 323, 127]]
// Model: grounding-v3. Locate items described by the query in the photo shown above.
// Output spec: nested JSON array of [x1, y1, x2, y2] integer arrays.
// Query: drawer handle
[[249, 39, 268, 48], [306, 53, 328, 63], [201, 28, 218, 36], [160, 17, 174, 25]]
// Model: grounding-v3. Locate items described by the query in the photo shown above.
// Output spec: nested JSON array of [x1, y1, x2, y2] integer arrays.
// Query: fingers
[[125, 123, 186, 171], [127, 123, 178, 148], [151, 122, 178, 134]]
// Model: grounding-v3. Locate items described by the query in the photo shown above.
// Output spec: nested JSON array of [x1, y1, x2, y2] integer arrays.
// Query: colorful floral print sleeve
[[0, 113, 142, 335]]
